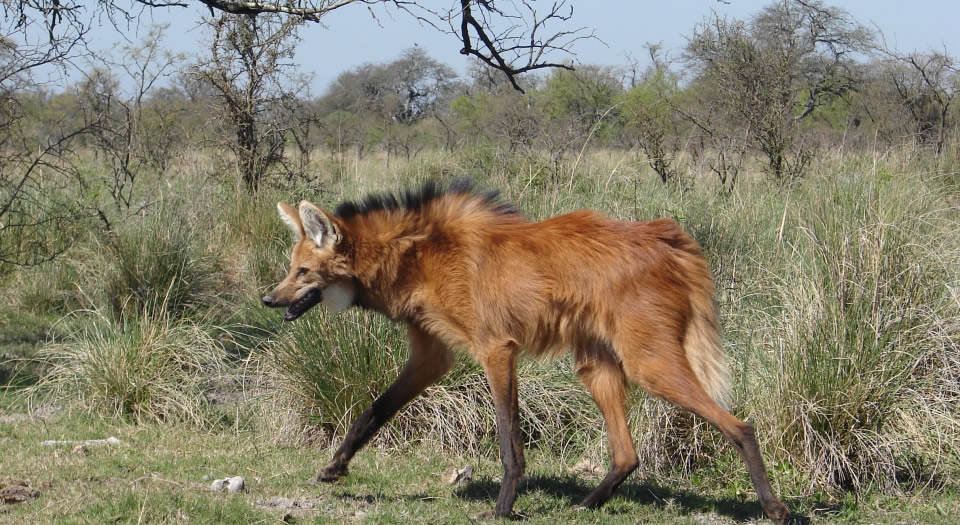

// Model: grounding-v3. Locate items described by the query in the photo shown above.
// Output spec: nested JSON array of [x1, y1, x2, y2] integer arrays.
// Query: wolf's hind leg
[[574, 342, 639, 509], [313, 325, 453, 483], [620, 339, 788, 524]]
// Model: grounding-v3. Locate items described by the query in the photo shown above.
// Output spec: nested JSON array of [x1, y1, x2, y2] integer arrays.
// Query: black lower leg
[[314, 394, 403, 482], [578, 460, 639, 509], [493, 408, 524, 517], [730, 425, 788, 523], [314, 336, 452, 483]]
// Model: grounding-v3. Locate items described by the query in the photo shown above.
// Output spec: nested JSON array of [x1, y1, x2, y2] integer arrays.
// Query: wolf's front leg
[[312, 326, 453, 483]]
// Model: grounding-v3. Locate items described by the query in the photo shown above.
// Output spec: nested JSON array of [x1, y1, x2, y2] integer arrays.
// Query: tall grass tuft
[[264, 308, 407, 441], [32, 308, 226, 426], [211, 189, 291, 298], [752, 174, 960, 492], [97, 209, 224, 320]]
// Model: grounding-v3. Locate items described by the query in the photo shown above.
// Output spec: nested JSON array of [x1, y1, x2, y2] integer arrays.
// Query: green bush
[[264, 309, 408, 438], [745, 174, 960, 492]]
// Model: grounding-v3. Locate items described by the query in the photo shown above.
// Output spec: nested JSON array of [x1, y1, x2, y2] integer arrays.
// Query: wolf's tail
[[684, 280, 731, 407]]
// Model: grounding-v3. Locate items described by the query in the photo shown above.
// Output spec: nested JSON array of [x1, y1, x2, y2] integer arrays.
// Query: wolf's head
[[262, 201, 356, 321]]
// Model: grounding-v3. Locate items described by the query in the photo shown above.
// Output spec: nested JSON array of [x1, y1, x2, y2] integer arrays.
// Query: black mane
[[334, 178, 518, 219]]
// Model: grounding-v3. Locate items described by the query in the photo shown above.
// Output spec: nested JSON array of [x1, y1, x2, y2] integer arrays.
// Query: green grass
[[0, 309, 59, 393], [263, 306, 605, 456], [1, 412, 958, 524], [0, 309, 53, 358], [264, 308, 409, 439], [97, 205, 227, 321]]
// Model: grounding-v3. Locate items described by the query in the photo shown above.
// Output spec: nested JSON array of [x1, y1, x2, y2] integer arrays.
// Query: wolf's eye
[[296, 267, 308, 277]]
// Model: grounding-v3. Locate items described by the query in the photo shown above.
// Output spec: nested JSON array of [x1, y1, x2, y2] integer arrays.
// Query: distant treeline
[[2, 1, 958, 267]]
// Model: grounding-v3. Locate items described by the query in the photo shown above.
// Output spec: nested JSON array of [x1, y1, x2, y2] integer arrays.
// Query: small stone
[[226, 476, 245, 493], [0, 484, 40, 504], [444, 464, 473, 485], [72, 445, 90, 456], [568, 459, 601, 477], [210, 479, 226, 492]]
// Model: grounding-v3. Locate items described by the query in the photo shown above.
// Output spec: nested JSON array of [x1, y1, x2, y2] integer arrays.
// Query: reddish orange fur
[[263, 183, 787, 523], [349, 205, 726, 401]]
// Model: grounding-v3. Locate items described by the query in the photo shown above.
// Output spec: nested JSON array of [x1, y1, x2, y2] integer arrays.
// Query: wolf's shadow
[[455, 474, 815, 523]]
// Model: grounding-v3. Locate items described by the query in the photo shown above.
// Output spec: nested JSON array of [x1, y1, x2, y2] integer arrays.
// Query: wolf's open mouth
[[283, 288, 322, 321]]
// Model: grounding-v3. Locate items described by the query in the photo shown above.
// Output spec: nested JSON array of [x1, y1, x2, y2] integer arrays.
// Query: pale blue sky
[[85, 1, 960, 93]]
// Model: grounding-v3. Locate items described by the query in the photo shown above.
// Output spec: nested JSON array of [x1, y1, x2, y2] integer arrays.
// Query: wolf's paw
[[766, 501, 790, 525], [309, 464, 347, 484]]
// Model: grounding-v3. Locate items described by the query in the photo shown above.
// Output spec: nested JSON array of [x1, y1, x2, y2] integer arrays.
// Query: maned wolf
[[262, 180, 788, 523]]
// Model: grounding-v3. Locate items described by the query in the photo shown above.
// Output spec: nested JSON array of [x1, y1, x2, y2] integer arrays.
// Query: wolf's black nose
[[262, 295, 274, 307]]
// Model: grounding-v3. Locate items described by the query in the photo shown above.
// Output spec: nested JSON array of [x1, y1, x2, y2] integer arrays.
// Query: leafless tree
[[0, 1, 93, 266], [394, 0, 592, 92], [181, 1, 591, 91], [76, 25, 185, 211], [684, 0, 871, 180], [539, 64, 621, 175], [0, 117, 95, 266], [191, 12, 307, 190], [619, 44, 685, 184], [869, 42, 958, 155], [9, 1, 592, 91]]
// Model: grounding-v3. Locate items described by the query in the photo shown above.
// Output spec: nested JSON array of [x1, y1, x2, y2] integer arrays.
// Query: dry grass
[[29, 308, 227, 426]]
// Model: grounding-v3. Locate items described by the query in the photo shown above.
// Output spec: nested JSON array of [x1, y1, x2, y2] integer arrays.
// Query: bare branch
[[391, 0, 594, 93], [192, 0, 364, 22], [872, 35, 958, 154], [6, 1, 591, 92]]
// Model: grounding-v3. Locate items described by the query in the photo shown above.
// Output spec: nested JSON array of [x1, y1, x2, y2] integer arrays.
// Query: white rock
[[226, 476, 245, 493]]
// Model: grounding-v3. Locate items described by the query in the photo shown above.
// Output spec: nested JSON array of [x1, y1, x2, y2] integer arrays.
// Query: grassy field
[[2, 147, 959, 522], [1, 411, 958, 524]]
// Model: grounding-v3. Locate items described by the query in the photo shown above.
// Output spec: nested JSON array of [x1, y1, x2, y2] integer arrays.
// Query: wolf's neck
[[348, 230, 421, 320]]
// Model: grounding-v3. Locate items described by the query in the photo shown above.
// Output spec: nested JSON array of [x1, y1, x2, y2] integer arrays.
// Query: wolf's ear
[[277, 202, 303, 242], [299, 201, 341, 249]]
